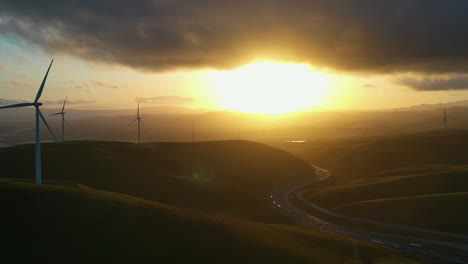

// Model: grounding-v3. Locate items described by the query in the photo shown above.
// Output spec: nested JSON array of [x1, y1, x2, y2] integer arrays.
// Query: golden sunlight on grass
[[211, 62, 332, 114]]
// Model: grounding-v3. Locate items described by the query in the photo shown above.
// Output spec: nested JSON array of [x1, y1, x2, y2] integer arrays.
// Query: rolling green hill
[[302, 166, 468, 234], [304, 166, 468, 208], [0, 140, 314, 223], [272, 130, 468, 235], [272, 129, 468, 180], [335, 192, 468, 234], [0, 181, 418, 263]]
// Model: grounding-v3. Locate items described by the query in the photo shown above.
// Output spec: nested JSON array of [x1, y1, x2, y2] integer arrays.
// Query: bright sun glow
[[212, 62, 332, 114]]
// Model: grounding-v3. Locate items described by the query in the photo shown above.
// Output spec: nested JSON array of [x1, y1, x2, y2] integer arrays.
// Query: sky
[[1, 0, 468, 113]]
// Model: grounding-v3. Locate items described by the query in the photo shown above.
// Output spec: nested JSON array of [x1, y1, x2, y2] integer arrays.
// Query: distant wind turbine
[[50, 96, 68, 142], [0, 60, 57, 184], [444, 104, 448, 129], [130, 101, 143, 144]]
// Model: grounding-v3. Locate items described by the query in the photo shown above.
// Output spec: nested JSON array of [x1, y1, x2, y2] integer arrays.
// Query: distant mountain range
[[0, 105, 208, 122], [3, 99, 468, 144], [392, 100, 468, 112], [2, 99, 468, 123]]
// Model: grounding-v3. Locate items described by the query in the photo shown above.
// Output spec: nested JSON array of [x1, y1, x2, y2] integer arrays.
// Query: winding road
[[271, 165, 468, 264]]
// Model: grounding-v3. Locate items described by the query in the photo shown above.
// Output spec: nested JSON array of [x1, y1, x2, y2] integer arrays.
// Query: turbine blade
[[137, 101, 140, 118], [34, 59, 54, 103], [64, 117, 69, 127], [0, 103, 34, 109], [38, 109, 58, 142], [129, 118, 138, 125], [50, 112, 62, 116], [62, 96, 67, 112], [140, 119, 144, 125]]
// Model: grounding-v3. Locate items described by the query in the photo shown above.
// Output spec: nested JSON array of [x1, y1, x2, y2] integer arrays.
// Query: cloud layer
[[397, 75, 468, 91], [68, 79, 128, 92], [2, 1, 468, 74]]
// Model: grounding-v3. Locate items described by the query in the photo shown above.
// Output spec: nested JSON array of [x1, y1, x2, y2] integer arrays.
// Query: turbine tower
[[51, 96, 68, 142], [0, 60, 57, 184], [130, 101, 143, 144], [444, 104, 448, 129]]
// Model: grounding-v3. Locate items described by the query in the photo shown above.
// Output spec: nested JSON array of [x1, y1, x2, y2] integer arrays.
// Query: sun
[[211, 62, 331, 114]]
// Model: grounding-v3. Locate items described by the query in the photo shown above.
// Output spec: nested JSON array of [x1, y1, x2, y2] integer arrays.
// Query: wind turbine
[[0, 60, 57, 184], [50, 96, 68, 142], [444, 104, 448, 129], [130, 101, 143, 144]]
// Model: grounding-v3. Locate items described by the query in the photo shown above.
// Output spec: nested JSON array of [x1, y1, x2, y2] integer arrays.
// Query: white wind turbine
[[50, 96, 68, 142], [0, 59, 57, 184], [130, 101, 143, 144]]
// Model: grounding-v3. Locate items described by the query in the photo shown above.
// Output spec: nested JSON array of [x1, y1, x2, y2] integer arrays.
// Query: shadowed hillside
[[335, 192, 468, 234], [273, 130, 468, 180], [275, 130, 468, 235], [0, 181, 418, 263], [303, 165, 468, 234], [0, 140, 314, 223]]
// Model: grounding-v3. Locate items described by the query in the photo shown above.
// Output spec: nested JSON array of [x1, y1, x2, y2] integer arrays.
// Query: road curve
[[270, 165, 468, 264]]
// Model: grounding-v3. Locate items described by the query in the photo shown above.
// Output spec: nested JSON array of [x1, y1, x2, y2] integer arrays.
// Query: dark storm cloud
[[397, 75, 468, 91], [2, 0, 468, 73], [137, 96, 197, 104]]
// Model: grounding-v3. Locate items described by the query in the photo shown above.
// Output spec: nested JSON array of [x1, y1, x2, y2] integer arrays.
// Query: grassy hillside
[[304, 166, 468, 208], [0, 140, 314, 223], [335, 192, 468, 234], [272, 129, 468, 180], [302, 166, 468, 234], [0, 181, 418, 263], [280, 130, 468, 234]]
